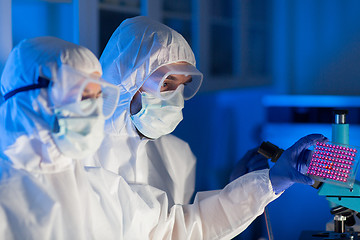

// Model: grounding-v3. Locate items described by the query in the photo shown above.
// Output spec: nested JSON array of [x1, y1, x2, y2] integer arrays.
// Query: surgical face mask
[[130, 86, 184, 139], [51, 98, 105, 159]]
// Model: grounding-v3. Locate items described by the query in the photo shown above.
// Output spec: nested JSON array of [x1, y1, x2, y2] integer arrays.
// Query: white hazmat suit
[[87, 16, 281, 239], [0, 37, 125, 239]]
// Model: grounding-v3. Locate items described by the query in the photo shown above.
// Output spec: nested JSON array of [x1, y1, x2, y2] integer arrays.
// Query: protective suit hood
[[100, 16, 196, 134], [0, 36, 102, 170]]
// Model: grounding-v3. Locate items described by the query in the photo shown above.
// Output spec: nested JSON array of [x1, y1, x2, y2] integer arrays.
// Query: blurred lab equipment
[[300, 110, 360, 240], [259, 110, 360, 240]]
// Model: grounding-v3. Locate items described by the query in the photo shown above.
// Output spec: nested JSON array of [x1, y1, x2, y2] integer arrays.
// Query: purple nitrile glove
[[269, 134, 328, 194]]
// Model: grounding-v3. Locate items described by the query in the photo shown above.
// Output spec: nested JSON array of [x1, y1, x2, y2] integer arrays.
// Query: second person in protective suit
[[0, 36, 125, 239], [86, 16, 327, 239]]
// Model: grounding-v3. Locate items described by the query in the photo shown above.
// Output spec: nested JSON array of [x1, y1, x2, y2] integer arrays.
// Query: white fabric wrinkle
[[181, 203, 203, 240], [120, 182, 162, 239], [211, 170, 280, 240]]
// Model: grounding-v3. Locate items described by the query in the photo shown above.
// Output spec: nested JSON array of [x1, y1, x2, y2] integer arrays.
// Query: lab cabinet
[[97, 0, 272, 92]]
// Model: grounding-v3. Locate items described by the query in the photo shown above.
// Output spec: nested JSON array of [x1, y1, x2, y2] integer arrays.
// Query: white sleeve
[[119, 169, 280, 240]]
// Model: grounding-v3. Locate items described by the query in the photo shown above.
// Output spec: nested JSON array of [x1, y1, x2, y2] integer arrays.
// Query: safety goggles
[[141, 63, 203, 100], [50, 65, 120, 119]]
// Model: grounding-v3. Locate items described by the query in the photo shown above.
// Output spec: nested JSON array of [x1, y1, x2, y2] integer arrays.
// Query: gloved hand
[[229, 148, 269, 182], [269, 134, 328, 194]]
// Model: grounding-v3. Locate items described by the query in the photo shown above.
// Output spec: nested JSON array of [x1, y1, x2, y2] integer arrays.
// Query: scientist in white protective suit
[[88, 16, 328, 239], [0, 37, 127, 239]]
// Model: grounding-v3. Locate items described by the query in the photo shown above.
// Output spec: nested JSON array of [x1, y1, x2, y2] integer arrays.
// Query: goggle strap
[[4, 76, 50, 101]]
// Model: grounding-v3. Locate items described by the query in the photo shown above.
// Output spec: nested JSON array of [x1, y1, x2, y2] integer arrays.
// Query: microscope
[[308, 110, 360, 240], [259, 110, 360, 240]]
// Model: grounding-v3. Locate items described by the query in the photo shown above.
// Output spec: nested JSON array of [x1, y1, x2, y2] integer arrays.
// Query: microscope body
[[307, 110, 360, 240], [318, 179, 360, 213], [298, 110, 360, 240], [318, 110, 360, 212]]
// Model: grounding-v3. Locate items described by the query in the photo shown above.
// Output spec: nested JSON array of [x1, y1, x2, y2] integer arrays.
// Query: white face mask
[[130, 87, 184, 139], [51, 98, 105, 159]]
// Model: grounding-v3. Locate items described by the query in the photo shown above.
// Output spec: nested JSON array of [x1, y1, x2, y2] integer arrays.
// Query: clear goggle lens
[[50, 65, 120, 119], [141, 63, 203, 100]]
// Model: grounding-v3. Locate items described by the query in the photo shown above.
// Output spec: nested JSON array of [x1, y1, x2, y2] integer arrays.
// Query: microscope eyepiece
[[257, 141, 284, 163], [334, 110, 348, 124]]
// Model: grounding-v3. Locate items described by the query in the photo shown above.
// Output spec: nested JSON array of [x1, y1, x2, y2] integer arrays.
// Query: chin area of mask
[[130, 89, 184, 139], [51, 98, 105, 159]]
